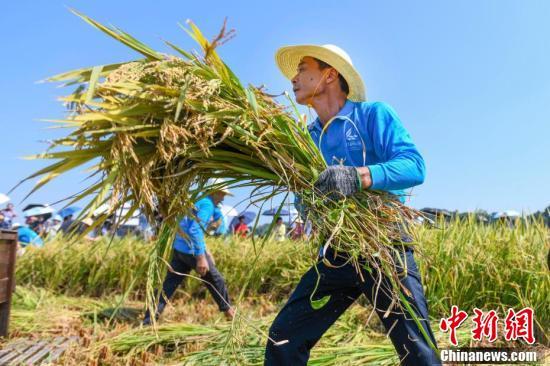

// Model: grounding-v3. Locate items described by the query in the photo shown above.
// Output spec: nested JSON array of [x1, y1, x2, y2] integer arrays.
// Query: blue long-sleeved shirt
[[307, 100, 425, 202], [173, 196, 216, 255], [17, 226, 44, 247]]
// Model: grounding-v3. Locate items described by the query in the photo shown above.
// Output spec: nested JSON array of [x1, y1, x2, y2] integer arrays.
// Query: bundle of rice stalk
[[96, 318, 399, 365], [97, 316, 471, 365], [102, 322, 223, 356], [182, 344, 398, 366], [20, 10, 428, 347]]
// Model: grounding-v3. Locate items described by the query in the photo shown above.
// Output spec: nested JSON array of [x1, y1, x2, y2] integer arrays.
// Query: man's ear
[[325, 68, 339, 85]]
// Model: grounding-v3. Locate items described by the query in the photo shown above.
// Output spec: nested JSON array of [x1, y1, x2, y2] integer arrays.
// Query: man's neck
[[309, 93, 348, 126]]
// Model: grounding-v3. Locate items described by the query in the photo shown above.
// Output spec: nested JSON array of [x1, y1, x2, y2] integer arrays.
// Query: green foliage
[[417, 216, 550, 331]]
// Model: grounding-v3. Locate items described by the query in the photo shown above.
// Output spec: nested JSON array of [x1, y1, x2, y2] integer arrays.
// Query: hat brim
[[275, 45, 366, 102], [216, 188, 233, 196]]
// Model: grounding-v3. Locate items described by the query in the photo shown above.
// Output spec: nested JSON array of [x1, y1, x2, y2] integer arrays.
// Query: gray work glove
[[314, 166, 362, 201]]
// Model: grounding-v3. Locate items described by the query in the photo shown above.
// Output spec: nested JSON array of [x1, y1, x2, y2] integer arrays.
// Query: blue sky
[[1, 0, 549, 220]]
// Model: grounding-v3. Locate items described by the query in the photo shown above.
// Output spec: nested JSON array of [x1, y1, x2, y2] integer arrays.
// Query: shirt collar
[[310, 99, 355, 132]]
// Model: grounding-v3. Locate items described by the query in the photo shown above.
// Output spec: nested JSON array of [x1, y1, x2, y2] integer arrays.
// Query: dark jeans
[[265, 247, 441, 366], [145, 250, 231, 321]]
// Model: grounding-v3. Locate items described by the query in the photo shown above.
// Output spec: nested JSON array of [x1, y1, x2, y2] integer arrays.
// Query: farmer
[[46, 214, 63, 236], [0, 213, 10, 229], [232, 215, 249, 238], [265, 45, 440, 365], [59, 214, 75, 234], [143, 181, 235, 325], [1, 203, 16, 226], [13, 222, 44, 248], [271, 217, 286, 242], [289, 218, 305, 241]]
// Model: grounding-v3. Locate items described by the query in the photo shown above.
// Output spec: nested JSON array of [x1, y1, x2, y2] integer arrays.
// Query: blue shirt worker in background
[[13, 223, 44, 248], [265, 45, 440, 365], [143, 182, 235, 325]]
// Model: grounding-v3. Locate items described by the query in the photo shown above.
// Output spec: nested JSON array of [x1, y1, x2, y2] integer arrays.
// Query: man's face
[[211, 191, 227, 205], [291, 57, 330, 105]]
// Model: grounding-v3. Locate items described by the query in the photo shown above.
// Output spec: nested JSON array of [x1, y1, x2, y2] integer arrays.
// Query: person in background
[[232, 215, 249, 238], [101, 217, 114, 236], [1, 203, 16, 226], [143, 182, 235, 325], [0, 213, 11, 229], [271, 217, 287, 242], [289, 218, 305, 241], [60, 214, 75, 234], [47, 215, 63, 236], [77, 217, 99, 241], [26, 215, 48, 237], [13, 222, 44, 248], [26, 215, 39, 231]]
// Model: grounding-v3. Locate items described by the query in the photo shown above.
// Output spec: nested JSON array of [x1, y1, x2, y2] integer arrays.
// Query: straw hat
[[208, 178, 233, 196], [275, 44, 366, 102]]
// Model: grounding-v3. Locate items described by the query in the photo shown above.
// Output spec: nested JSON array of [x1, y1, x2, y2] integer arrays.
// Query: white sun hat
[[208, 178, 233, 196], [275, 44, 366, 102]]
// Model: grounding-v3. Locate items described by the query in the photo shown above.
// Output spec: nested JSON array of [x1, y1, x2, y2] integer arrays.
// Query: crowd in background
[[3, 200, 547, 252], [0, 202, 310, 251]]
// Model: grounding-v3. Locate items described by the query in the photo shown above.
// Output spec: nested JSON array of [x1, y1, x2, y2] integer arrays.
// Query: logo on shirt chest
[[345, 127, 362, 150], [345, 128, 358, 141]]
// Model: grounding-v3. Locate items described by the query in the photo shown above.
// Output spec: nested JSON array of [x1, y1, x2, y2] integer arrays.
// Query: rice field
[[4, 218, 548, 364]]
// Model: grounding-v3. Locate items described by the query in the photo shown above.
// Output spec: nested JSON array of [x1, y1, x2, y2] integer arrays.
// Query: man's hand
[[195, 254, 210, 276], [207, 219, 221, 232], [314, 165, 362, 201]]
